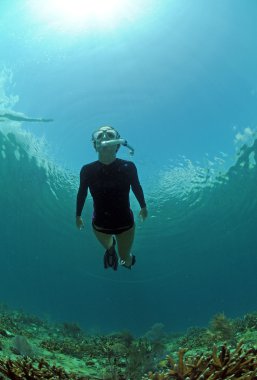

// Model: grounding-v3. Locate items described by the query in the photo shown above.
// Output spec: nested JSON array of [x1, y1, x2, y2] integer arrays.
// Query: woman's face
[[93, 127, 118, 142], [98, 141, 117, 154], [93, 127, 120, 154]]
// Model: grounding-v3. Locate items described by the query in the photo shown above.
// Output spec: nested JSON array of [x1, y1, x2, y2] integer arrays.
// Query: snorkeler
[[76, 126, 148, 270], [0, 111, 53, 122]]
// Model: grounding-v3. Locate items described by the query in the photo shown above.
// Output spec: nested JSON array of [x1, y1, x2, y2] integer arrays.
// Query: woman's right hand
[[139, 207, 148, 221], [76, 216, 84, 230]]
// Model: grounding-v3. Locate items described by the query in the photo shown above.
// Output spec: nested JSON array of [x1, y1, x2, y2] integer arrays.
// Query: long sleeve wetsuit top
[[76, 158, 146, 229]]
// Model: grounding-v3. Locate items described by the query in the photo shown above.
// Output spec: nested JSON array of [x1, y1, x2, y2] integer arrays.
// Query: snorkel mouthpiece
[[92, 127, 135, 155], [100, 138, 134, 155], [100, 139, 122, 147]]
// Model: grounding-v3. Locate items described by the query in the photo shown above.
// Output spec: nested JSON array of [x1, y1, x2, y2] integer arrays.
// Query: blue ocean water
[[0, 0, 257, 336]]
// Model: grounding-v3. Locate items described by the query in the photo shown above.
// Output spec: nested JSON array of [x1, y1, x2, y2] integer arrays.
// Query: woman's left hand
[[139, 207, 148, 221]]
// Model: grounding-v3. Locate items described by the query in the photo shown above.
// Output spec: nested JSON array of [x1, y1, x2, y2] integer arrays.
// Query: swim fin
[[121, 255, 136, 270], [104, 237, 118, 271]]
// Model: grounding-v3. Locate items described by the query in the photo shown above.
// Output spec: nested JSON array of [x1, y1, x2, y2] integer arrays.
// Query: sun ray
[[26, 0, 143, 33]]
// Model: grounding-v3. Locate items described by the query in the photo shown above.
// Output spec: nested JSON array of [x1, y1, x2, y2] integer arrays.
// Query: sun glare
[[26, 0, 141, 33]]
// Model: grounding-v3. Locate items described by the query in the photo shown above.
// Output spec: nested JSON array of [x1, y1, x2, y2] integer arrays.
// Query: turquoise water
[[1, 0, 257, 335]]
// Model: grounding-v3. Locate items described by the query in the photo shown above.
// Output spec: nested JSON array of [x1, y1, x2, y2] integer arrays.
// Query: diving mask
[[92, 128, 119, 142], [92, 126, 135, 155]]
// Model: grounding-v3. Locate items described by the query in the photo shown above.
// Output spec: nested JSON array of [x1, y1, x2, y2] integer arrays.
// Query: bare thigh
[[92, 225, 135, 261], [115, 225, 135, 261], [92, 229, 113, 250]]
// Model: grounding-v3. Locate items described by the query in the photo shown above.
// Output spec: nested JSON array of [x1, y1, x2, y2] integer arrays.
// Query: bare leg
[[1, 112, 53, 122], [92, 225, 136, 267], [92, 229, 113, 250], [115, 225, 135, 266]]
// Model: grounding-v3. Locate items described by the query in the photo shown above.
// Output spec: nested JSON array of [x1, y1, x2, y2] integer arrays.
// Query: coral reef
[[209, 313, 234, 340], [234, 312, 257, 333], [0, 357, 88, 379], [144, 323, 167, 343], [176, 327, 214, 351], [10, 335, 34, 357], [1, 305, 257, 379], [144, 341, 257, 379]]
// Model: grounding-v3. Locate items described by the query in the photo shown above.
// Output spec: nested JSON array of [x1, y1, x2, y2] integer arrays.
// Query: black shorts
[[92, 222, 134, 235], [92, 208, 134, 235]]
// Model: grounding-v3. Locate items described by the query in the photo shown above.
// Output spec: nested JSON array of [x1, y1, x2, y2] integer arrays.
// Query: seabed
[[1, 304, 257, 379]]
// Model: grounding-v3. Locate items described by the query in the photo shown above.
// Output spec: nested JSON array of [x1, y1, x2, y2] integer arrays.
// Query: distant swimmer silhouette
[[0, 111, 53, 123]]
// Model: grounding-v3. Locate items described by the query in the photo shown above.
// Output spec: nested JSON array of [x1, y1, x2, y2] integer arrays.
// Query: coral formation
[[209, 313, 234, 340], [144, 341, 257, 379], [10, 335, 34, 357], [0, 357, 88, 379], [1, 305, 257, 379]]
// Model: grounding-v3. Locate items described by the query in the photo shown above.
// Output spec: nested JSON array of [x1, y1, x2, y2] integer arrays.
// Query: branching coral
[[144, 341, 257, 379], [0, 357, 91, 379]]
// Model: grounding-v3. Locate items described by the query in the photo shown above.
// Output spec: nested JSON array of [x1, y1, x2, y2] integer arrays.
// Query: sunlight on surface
[[26, 0, 147, 33]]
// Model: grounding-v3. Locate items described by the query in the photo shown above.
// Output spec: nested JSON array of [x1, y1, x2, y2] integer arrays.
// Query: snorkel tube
[[100, 139, 135, 155]]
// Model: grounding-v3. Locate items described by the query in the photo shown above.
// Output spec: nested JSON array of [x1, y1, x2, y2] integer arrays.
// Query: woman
[[76, 126, 148, 270]]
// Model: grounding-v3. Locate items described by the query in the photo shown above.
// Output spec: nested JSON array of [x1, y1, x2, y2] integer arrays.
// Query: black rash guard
[[76, 158, 146, 229]]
